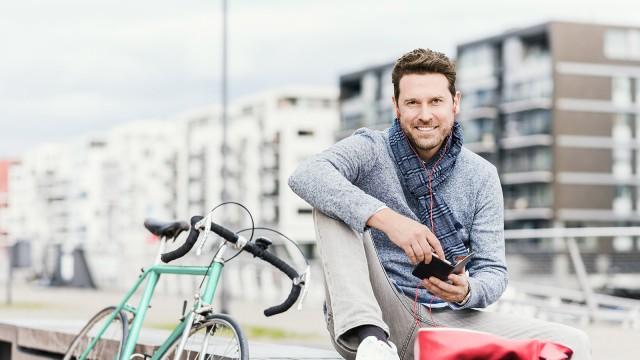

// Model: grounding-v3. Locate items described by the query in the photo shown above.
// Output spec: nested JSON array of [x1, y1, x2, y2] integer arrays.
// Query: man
[[288, 48, 590, 360]]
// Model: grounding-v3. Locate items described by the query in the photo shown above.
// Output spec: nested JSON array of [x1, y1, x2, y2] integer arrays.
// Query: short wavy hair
[[391, 48, 457, 101]]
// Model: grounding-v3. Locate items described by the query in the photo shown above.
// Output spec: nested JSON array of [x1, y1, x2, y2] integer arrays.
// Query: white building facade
[[2, 86, 338, 291], [227, 86, 339, 248]]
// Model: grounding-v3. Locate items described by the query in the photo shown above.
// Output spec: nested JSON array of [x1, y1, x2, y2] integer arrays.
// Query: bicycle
[[63, 204, 310, 360]]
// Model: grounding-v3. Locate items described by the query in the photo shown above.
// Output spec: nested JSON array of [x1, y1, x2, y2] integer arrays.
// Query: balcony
[[501, 171, 553, 185], [504, 207, 553, 221], [500, 134, 552, 150], [500, 98, 552, 114]]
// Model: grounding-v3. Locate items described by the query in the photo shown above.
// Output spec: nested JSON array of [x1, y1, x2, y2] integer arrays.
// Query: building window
[[502, 77, 553, 103], [612, 77, 632, 105], [604, 29, 640, 60], [613, 186, 632, 214], [605, 29, 628, 58], [298, 130, 314, 136], [458, 44, 495, 79], [297, 208, 312, 215], [522, 34, 550, 64], [501, 147, 552, 173], [278, 97, 298, 108], [503, 110, 551, 138], [462, 89, 496, 109], [504, 183, 552, 209], [613, 114, 632, 177], [464, 118, 494, 144]]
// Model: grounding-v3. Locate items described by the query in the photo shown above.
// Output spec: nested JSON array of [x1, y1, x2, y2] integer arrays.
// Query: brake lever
[[297, 265, 311, 311], [195, 213, 212, 256]]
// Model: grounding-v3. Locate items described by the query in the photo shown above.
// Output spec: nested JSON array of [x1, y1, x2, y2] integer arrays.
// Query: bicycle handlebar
[[241, 240, 302, 317], [161, 215, 303, 317]]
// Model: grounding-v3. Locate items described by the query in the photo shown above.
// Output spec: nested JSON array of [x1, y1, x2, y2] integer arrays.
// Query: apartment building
[[5, 143, 73, 281], [1, 122, 179, 288], [171, 86, 338, 249], [99, 120, 179, 286], [456, 21, 640, 241], [171, 106, 223, 221], [227, 86, 339, 252], [452, 21, 640, 290]]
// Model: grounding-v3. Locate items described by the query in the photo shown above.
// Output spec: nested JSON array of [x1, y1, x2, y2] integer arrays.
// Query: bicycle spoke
[[161, 314, 247, 360]]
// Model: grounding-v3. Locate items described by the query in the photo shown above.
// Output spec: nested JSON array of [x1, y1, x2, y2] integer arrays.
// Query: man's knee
[[565, 327, 591, 359], [547, 324, 591, 359]]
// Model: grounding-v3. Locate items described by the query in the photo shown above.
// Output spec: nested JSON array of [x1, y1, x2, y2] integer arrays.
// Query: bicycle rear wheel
[[160, 313, 248, 360], [63, 306, 130, 360]]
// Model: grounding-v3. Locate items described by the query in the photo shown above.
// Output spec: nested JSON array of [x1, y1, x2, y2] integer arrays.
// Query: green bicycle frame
[[77, 254, 225, 360]]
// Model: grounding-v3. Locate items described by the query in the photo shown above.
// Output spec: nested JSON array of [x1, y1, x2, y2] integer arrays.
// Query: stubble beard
[[402, 121, 453, 159]]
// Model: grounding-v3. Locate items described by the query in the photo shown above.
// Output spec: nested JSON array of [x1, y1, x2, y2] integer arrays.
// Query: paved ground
[[1, 284, 638, 359]]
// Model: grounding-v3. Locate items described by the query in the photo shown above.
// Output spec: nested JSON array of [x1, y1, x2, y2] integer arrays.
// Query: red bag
[[414, 328, 573, 360]]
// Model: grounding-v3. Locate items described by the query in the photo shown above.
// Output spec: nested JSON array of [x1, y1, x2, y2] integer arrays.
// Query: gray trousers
[[313, 209, 591, 360]]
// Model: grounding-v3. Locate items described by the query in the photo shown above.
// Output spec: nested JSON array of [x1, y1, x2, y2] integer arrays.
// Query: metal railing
[[498, 227, 640, 329]]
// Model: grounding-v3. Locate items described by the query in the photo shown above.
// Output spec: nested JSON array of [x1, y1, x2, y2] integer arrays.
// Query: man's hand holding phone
[[413, 253, 474, 304]]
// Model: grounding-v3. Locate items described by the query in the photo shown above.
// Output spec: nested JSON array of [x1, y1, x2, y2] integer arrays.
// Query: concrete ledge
[[0, 320, 162, 359], [0, 320, 71, 360], [18, 325, 75, 356], [0, 319, 342, 360]]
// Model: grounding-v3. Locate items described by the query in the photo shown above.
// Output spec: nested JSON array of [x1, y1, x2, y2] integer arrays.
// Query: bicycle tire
[[63, 306, 130, 360], [159, 313, 249, 360]]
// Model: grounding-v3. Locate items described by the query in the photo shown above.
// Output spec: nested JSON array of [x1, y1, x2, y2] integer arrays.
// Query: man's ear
[[453, 91, 461, 116], [392, 96, 400, 118]]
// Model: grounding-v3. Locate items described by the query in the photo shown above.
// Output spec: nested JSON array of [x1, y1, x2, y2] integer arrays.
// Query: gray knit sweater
[[288, 127, 508, 309]]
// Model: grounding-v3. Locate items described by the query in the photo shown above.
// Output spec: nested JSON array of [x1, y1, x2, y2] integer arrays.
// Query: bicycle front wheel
[[160, 313, 248, 360], [63, 306, 130, 360]]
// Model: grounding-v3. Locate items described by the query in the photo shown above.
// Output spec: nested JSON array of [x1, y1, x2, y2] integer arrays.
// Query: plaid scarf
[[388, 119, 469, 263]]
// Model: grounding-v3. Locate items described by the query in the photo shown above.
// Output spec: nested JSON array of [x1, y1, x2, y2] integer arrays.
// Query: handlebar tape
[[264, 283, 302, 317], [161, 216, 203, 263], [243, 241, 302, 316], [209, 222, 239, 243]]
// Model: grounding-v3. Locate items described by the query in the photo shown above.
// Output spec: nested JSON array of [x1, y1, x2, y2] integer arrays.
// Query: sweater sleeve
[[449, 166, 508, 310], [288, 131, 386, 232]]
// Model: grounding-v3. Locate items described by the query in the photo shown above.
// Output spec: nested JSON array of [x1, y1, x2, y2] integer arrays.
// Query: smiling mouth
[[416, 126, 436, 132]]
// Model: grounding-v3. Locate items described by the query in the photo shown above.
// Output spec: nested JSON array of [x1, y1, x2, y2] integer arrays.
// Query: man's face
[[392, 73, 461, 161]]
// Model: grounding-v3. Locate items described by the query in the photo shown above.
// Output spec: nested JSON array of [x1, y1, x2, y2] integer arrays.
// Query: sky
[[0, 0, 637, 158]]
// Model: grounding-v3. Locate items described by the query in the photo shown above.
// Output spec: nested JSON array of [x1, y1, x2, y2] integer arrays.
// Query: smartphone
[[412, 253, 474, 281]]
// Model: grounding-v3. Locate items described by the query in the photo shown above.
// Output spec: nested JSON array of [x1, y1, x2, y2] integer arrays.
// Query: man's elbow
[[287, 167, 303, 192], [497, 266, 509, 297]]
